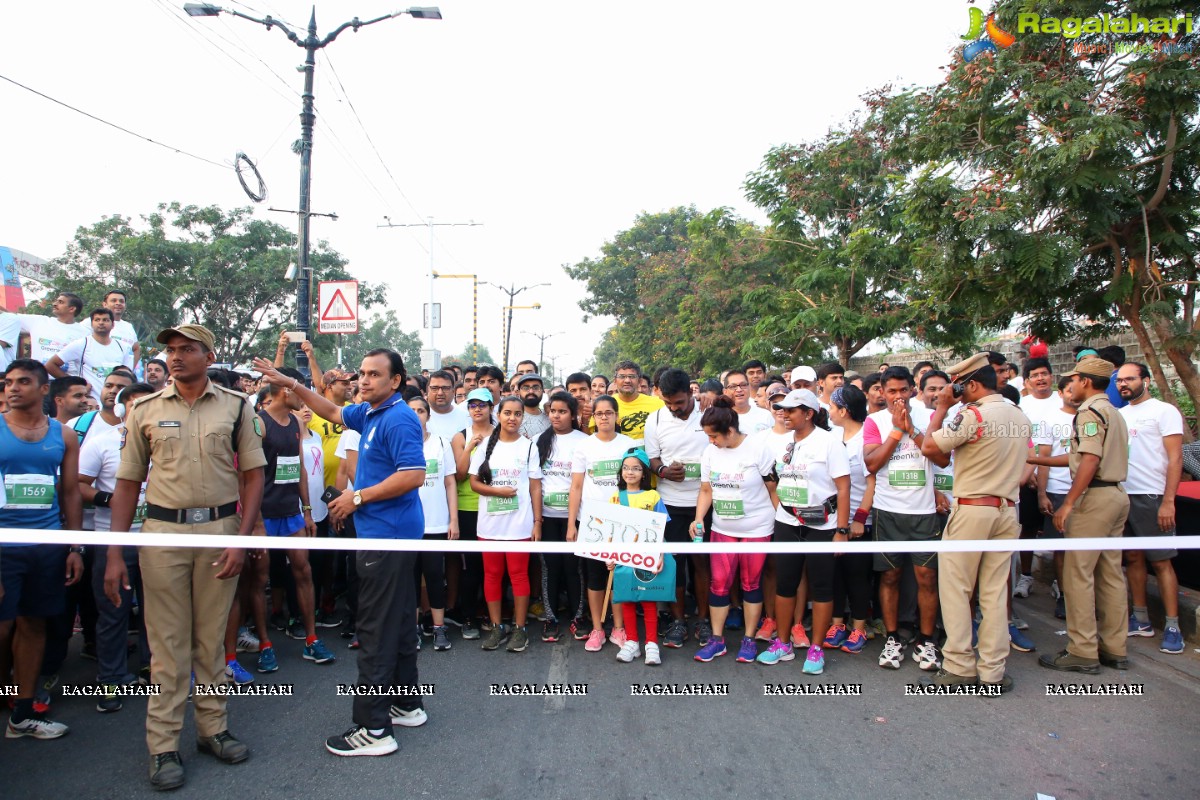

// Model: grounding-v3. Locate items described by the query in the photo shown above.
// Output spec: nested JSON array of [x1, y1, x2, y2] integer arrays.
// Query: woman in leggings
[[408, 395, 458, 652], [469, 396, 543, 653], [693, 396, 779, 664], [452, 388, 495, 640], [763, 389, 850, 675], [826, 385, 876, 655], [535, 392, 588, 642]]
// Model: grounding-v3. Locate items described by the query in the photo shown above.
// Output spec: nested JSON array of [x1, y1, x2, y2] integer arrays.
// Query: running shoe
[[736, 636, 758, 663], [443, 608, 465, 628], [1054, 596, 1066, 620], [481, 624, 508, 651], [1013, 574, 1034, 598], [726, 607, 744, 630], [256, 647, 279, 673], [340, 625, 356, 640], [878, 635, 905, 669], [6, 714, 69, 740], [754, 617, 778, 642], [790, 623, 810, 649], [1051, 579, 1062, 600], [415, 627, 421, 651], [1008, 624, 1036, 653], [96, 685, 123, 714], [644, 641, 662, 666], [269, 612, 288, 632], [507, 626, 529, 652], [912, 640, 942, 671], [1128, 616, 1154, 637], [802, 645, 825, 675], [33, 674, 57, 710], [823, 623, 848, 649], [1161, 626, 1184, 654], [433, 625, 452, 651], [390, 705, 428, 727], [570, 617, 591, 641], [756, 639, 795, 665], [287, 618, 306, 640], [420, 613, 434, 638], [225, 659, 255, 685], [530, 601, 549, 622], [662, 618, 688, 649], [325, 726, 397, 757], [315, 609, 343, 628], [1010, 614, 1029, 631], [541, 620, 560, 643], [236, 626, 260, 653], [616, 641, 641, 663], [303, 640, 337, 664], [347, 635, 360, 650], [609, 627, 628, 648], [584, 629, 606, 652], [866, 618, 886, 640], [694, 636, 727, 662], [840, 629, 867, 654], [461, 619, 480, 641], [695, 619, 714, 646]]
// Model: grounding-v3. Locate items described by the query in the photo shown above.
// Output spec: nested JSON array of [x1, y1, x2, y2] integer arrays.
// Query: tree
[[442, 343, 497, 369], [899, 0, 1200, 416], [39, 202, 386, 366], [335, 310, 421, 374]]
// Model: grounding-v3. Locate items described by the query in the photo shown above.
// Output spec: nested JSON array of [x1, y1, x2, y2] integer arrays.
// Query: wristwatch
[[69, 545, 86, 555], [835, 527, 851, 537], [353, 490, 363, 507]]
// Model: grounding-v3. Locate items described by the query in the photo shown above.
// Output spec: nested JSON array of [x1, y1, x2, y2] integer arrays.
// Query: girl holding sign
[[611, 448, 669, 665], [694, 396, 779, 664], [469, 396, 544, 654], [535, 392, 588, 643], [408, 395, 459, 652], [765, 389, 851, 675], [568, 395, 635, 653]]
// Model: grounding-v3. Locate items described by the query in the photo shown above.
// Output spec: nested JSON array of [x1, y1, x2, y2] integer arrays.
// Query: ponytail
[[700, 394, 739, 434], [476, 426, 503, 485], [812, 406, 831, 431], [536, 425, 556, 467]]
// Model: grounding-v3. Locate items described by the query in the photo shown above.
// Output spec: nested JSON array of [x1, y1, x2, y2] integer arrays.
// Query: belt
[[1088, 480, 1120, 488], [955, 496, 1015, 508], [146, 502, 239, 525]]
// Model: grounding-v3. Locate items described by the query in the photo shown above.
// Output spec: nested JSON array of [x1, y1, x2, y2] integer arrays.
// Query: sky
[[1, 0, 971, 378]]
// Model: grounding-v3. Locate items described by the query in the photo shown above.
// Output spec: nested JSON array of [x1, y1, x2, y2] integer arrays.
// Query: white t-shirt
[[428, 405, 469, 440], [418, 434, 455, 533], [78, 425, 146, 532], [737, 404, 775, 436], [700, 434, 777, 538], [643, 405, 708, 507], [18, 315, 88, 363], [1020, 393, 1061, 443], [540, 429, 587, 518], [83, 318, 138, 356], [67, 412, 117, 446], [572, 433, 636, 502], [1034, 405, 1076, 495], [0, 312, 20, 372], [335, 428, 362, 492], [772, 426, 849, 530], [469, 436, 543, 541], [863, 404, 936, 515], [842, 427, 871, 520], [301, 430, 328, 523], [55, 336, 134, 402], [1120, 398, 1184, 495]]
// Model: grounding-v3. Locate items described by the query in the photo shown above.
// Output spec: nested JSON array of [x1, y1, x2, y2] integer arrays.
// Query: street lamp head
[[532, 303, 542, 309], [183, 2, 222, 17], [400, 7, 442, 19]]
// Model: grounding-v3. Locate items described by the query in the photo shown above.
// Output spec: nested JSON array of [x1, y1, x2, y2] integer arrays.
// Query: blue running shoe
[[1008, 624, 1035, 653], [823, 624, 848, 649], [1160, 627, 1184, 654], [304, 639, 337, 664], [726, 607, 744, 630], [694, 636, 727, 662], [256, 646, 279, 673], [736, 636, 758, 663], [756, 640, 795, 665], [1127, 616, 1153, 637], [840, 629, 867, 654], [225, 659, 254, 686], [802, 645, 825, 675]]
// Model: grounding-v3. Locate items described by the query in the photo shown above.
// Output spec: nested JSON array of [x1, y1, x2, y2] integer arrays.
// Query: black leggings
[[414, 533, 447, 610], [831, 526, 873, 621], [457, 510, 483, 615], [584, 557, 610, 593], [540, 517, 583, 622], [773, 520, 836, 603]]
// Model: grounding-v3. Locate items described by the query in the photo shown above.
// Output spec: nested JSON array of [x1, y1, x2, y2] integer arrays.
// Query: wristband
[[656, 464, 666, 477], [888, 429, 904, 441], [853, 508, 869, 524], [94, 491, 113, 508]]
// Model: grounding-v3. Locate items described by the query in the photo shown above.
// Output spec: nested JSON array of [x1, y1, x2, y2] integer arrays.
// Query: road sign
[[423, 303, 442, 329], [318, 280, 359, 334]]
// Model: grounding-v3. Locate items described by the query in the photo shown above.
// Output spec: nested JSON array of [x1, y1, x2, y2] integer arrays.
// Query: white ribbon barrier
[[0, 529, 1194, 555]]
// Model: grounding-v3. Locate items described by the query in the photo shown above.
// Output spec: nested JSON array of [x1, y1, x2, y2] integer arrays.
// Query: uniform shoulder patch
[[947, 413, 964, 432], [1082, 421, 1099, 436], [252, 416, 264, 437]]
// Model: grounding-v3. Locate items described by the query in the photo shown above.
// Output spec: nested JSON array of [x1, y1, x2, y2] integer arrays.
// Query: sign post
[[317, 280, 359, 335]]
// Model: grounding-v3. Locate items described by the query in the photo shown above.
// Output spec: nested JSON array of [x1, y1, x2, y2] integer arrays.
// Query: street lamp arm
[[215, 7, 303, 44], [320, 14, 396, 47]]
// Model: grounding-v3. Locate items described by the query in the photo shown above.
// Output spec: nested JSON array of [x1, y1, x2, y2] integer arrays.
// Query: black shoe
[[1038, 650, 1100, 674], [980, 674, 1014, 696], [570, 617, 591, 641], [340, 624, 356, 640], [197, 730, 249, 764], [149, 751, 185, 790], [1054, 596, 1066, 620], [287, 618, 306, 640], [80, 642, 97, 661], [269, 612, 288, 632], [541, 620, 560, 643], [1098, 651, 1130, 670], [315, 609, 342, 628], [96, 684, 123, 713], [443, 608, 465, 628]]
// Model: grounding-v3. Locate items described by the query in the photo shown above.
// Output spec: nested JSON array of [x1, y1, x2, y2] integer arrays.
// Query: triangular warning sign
[[321, 289, 354, 321]]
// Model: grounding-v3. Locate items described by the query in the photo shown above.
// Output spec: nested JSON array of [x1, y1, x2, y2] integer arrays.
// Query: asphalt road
[[4, 588, 1198, 800]]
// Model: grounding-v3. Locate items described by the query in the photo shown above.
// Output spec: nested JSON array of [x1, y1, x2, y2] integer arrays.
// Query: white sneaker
[[236, 626, 260, 653], [912, 640, 942, 672], [6, 715, 69, 740], [389, 705, 428, 727], [644, 642, 661, 666], [878, 635, 905, 669], [1050, 579, 1062, 600], [1010, 614, 1029, 631], [1013, 574, 1034, 598], [615, 641, 641, 663]]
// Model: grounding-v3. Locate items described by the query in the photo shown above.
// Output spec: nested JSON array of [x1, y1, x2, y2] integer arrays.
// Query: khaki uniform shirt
[[117, 380, 266, 509], [1069, 393, 1128, 483], [929, 393, 1031, 502]]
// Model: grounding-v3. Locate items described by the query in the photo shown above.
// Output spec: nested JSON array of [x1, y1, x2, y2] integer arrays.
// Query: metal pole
[[428, 218, 435, 350], [504, 305, 514, 375], [295, 9, 318, 378], [472, 276, 478, 364]]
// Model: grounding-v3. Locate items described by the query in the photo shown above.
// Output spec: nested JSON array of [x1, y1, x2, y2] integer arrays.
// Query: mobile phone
[[285, 331, 307, 343], [320, 486, 342, 504], [951, 383, 965, 398]]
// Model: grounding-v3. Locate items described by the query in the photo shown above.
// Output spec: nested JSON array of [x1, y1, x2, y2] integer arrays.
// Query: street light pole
[[500, 305, 541, 375], [482, 281, 548, 373], [185, 3, 442, 377], [521, 330, 563, 374]]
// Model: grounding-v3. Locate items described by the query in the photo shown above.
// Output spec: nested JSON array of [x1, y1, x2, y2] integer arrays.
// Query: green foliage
[[335, 311, 422, 375], [441, 343, 497, 369]]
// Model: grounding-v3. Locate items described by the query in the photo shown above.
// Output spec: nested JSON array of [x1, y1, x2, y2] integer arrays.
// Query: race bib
[[681, 462, 701, 480], [2, 473, 56, 510], [713, 498, 745, 519], [589, 459, 620, 483], [934, 473, 954, 492], [487, 494, 519, 515], [133, 504, 147, 524], [890, 469, 927, 488], [778, 484, 808, 506], [544, 491, 570, 509], [274, 455, 301, 485], [425, 458, 439, 476]]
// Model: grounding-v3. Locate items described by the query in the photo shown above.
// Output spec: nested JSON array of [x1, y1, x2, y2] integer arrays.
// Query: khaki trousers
[[139, 516, 241, 755], [1063, 486, 1129, 660], [939, 503, 1017, 683]]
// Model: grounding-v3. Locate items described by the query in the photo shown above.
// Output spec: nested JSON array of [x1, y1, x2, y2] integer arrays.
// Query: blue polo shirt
[[341, 392, 426, 539]]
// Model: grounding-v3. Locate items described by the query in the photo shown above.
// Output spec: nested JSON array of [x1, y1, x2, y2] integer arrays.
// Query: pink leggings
[[621, 602, 659, 644], [708, 530, 769, 606], [482, 545, 531, 603]]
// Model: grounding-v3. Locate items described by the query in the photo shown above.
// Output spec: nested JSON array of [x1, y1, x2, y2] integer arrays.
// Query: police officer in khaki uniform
[[103, 324, 266, 791], [1038, 355, 1130, 674], [920, 353, 1031, 693]]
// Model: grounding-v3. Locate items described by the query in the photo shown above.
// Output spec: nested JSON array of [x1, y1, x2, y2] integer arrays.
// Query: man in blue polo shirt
[[254, 348, 426, 757]]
